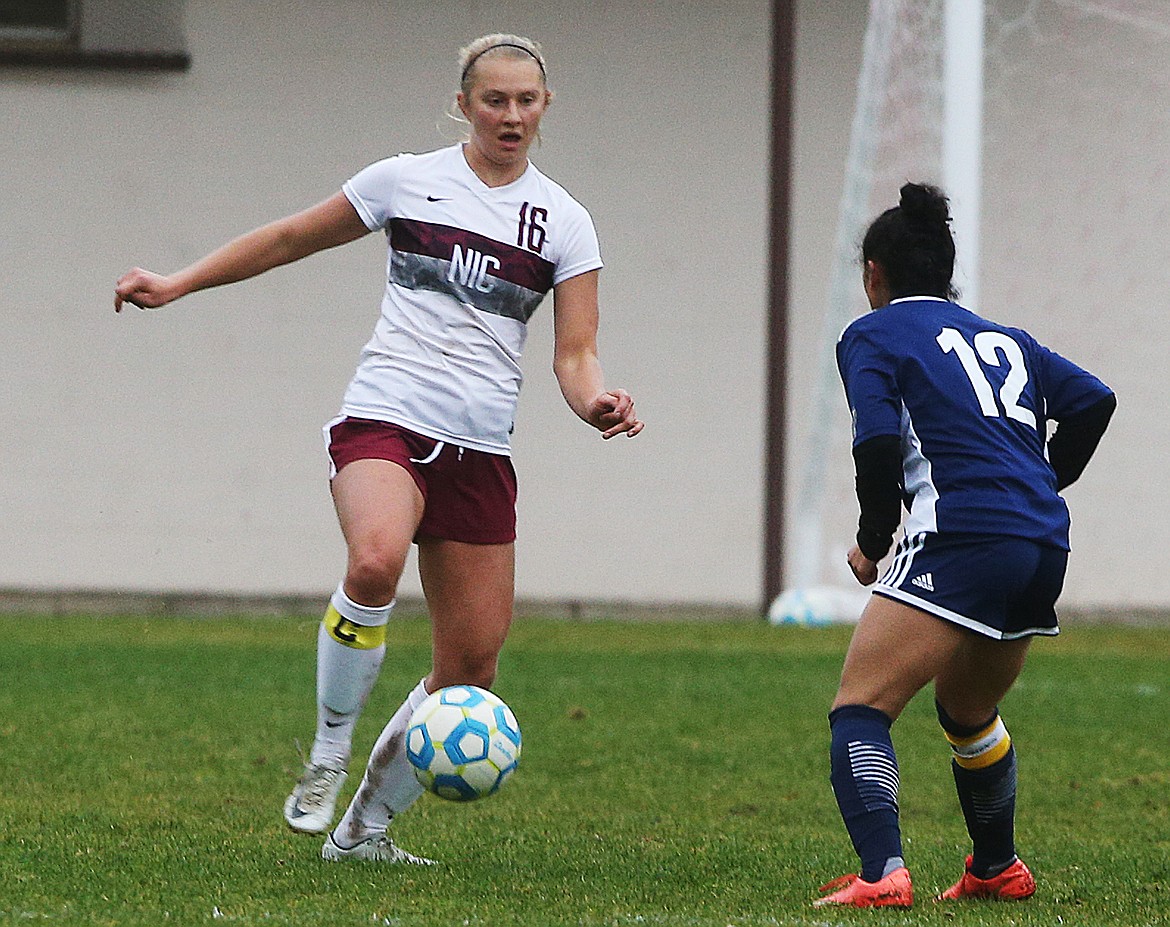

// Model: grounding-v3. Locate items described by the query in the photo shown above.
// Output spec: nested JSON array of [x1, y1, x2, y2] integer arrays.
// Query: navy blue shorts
[[874, 532, 1068, 639]]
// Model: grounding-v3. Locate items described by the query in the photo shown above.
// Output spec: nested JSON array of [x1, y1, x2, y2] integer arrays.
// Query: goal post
[[943, 0, 983, 309], [772, 0, 1170, 623]]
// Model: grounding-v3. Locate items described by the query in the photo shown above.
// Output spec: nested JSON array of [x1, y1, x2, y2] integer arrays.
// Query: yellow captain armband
[[323, 605, 387, 650], [945, 715, 1012, 770]]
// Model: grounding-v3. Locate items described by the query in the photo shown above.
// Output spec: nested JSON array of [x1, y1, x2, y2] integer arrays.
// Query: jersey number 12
[[936, 328, 1037, 429]]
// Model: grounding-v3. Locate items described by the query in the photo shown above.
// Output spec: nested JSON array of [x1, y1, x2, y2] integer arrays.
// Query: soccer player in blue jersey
[[813, 183, 1115, 908]]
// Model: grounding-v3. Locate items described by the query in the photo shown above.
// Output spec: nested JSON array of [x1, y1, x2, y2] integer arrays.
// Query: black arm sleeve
[[852, 434, 904, 562], [1048, 392, 1117, 491]]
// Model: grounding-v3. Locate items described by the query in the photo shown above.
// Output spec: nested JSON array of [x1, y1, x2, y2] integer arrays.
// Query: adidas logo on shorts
[[911, 573, 935, 592]]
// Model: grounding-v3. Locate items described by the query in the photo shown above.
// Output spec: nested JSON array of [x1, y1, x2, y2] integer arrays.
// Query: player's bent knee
[[345, 549, 408, 603]]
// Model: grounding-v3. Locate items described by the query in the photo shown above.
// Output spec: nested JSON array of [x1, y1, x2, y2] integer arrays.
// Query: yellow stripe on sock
[[323, 605, 387, 650], [945, 716, 1012, 770]]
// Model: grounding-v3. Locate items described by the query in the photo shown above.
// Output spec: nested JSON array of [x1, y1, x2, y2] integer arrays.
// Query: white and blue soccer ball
[[406, 685, 522, 802], [767, 586, 862, 627]]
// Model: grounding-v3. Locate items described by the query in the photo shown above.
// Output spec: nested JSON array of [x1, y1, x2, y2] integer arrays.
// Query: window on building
[[0, 0, 188, 70], [0, 0, 75, 42]]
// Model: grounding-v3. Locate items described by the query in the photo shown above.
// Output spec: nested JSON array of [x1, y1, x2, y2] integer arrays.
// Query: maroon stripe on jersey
[[390, 217, 556, 295]]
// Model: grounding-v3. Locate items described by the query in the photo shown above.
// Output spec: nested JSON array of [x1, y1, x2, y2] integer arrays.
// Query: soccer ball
[[767, 586, 845, 627], [406, 685, 522, 802]]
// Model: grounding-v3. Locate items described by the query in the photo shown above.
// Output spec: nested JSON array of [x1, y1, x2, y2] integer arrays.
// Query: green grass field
[[1, 614, 1167, 926]]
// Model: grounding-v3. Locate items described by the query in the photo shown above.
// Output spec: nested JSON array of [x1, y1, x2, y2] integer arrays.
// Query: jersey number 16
[[517, 202, 547, 254]]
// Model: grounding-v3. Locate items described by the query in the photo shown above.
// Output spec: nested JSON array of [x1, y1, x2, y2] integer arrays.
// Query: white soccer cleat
[[283, 764, 347, 834], [321, 832, 437, 865]]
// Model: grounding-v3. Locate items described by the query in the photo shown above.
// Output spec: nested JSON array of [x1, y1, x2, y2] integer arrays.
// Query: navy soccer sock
[[937, 701, 1018, 878], [828, 704, 904, 883]]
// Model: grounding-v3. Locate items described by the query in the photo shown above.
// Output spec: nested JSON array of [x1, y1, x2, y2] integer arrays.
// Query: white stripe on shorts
[[880, 532, 926, 589], [323, 414, 347, 479]]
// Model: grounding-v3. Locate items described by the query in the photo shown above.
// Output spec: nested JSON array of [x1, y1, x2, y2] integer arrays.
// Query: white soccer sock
[[309, 583, 392, 769], [333, 677, 430, 846]]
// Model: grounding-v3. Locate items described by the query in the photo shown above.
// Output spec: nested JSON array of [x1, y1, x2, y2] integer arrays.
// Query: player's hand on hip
[[847, 545, 879, 586], [589, 389, 644, 439], [115, 268, 180, 312]]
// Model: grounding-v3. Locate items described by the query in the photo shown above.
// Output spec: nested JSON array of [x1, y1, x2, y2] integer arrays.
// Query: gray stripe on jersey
[[901, 406, 940, 536], [390, 250, 546, 324]]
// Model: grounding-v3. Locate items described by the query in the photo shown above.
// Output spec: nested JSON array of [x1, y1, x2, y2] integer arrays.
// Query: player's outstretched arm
[[114, 192, 371, 312], [551, 270, 643, 439]]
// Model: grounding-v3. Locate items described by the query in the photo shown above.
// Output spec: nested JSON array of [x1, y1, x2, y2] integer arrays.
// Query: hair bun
[[899, 182, 951, 227]]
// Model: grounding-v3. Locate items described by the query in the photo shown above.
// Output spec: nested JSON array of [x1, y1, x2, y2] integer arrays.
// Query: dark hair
[[861, 182, 958, 301]]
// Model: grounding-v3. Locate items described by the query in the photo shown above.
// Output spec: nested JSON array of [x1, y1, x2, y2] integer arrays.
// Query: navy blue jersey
[[836, 297, 1113, 550]]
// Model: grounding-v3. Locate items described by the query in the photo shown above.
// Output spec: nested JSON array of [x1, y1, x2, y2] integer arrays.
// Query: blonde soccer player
[[116, 33, 643, 863]]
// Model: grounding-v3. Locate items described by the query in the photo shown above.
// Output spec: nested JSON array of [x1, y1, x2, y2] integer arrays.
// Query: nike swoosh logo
[[324, 719, 347, 728], [426, 195, 450, 202]]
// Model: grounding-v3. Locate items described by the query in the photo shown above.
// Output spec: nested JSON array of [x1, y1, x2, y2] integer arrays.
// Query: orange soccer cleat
[[813, 867, 914, 908], [937, 855, 1036, 901]]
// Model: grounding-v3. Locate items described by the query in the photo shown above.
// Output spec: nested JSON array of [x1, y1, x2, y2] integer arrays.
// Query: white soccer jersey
[[338, 144, 603, 455]]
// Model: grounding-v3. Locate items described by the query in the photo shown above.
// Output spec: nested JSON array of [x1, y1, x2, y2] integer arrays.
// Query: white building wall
[[0, 0, 771, 607], [2, 1, 1158, 612]]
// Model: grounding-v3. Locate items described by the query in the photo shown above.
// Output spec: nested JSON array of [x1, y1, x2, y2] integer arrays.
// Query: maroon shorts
[[325, 417, 517, 545]]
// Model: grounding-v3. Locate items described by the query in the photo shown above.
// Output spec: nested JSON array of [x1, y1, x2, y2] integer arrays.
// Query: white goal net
[[775, 0, 1170, 623]]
